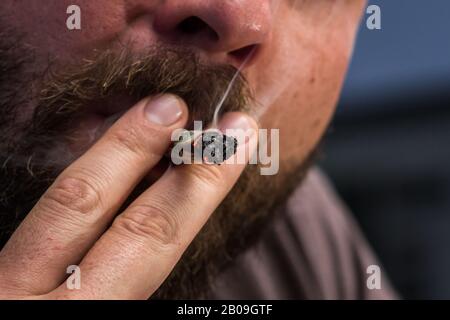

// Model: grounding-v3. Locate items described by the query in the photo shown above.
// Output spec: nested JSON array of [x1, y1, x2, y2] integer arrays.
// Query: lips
[[66, 95, 172, 185], [66, 95, 138, 156], [90, 94, 140, 118]]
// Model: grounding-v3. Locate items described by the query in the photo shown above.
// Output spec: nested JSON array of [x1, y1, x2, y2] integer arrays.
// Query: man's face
[[0, 0, 365, 298], [2, 0, 365, 169]]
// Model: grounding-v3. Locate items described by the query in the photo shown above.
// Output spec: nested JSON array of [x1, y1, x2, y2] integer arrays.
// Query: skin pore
[[0, 0, 366, 299]]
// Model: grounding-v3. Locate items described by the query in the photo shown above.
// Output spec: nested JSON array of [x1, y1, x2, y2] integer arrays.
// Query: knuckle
[[41, 175, 102, 217], [110, 126, 144, 156], [109, 125, 164, 158], [187, 164, 225, 188], [112, 204, 179, 247]]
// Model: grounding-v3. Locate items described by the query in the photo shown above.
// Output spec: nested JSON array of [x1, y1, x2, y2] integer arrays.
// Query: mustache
[[29, 47, 252, 138], [0, 45, 253, 243]]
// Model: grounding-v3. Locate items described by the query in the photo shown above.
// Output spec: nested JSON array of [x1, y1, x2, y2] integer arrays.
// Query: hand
[[0, 94, 258, 299]]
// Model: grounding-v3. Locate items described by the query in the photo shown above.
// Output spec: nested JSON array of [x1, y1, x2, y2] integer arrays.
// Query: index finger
[[0, 95, 188, 294], [52, 112, 258, 299]]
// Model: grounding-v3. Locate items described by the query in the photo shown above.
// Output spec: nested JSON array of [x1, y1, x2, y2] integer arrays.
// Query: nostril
[[176, 16, 219, 42], [229, 44, 258, 65]]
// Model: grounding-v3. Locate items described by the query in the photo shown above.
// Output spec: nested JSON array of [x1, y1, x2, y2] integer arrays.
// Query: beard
[[0, 31, 313, 299]]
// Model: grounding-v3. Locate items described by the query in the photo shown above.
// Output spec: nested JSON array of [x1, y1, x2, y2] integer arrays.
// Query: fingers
[[53, 112, 259, 299], [0, 95, 188, 294]]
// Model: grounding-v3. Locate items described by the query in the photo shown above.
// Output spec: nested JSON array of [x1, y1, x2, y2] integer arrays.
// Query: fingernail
[[218, 112, 255, 132], [145, 94, 184, 126]]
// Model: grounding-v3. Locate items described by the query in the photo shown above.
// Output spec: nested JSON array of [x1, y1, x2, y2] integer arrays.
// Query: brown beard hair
[[0, 38, 314, 299]]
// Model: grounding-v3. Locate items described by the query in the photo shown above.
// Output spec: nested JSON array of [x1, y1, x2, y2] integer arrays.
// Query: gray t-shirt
[[208, 168, 397, 299]]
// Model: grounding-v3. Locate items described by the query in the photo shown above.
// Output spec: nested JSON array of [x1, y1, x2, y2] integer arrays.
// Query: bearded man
[[0, 0, 395, 299]]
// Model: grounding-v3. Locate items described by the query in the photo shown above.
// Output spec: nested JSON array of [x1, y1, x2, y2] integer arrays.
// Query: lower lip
[[69, 113, 170, 185], [67, 113, 107, 156]]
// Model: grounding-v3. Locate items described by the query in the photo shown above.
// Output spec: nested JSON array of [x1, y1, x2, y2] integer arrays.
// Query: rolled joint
[[169, 129, 238, 165]]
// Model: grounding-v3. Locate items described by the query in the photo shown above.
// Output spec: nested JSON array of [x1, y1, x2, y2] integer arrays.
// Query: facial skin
[[0, 0, 366, 299], [3, 0, 365, 168]]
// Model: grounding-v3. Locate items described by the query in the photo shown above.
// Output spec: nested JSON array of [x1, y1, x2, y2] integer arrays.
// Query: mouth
[[66, 94, 174, 186], [68, 95, 139, 155]]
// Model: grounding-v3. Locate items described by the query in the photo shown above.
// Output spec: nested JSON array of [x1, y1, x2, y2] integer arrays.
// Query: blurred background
[[320, 0, 450, 299]]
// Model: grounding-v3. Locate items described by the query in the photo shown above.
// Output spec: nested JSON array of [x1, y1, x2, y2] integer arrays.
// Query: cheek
[[261, 55, 348, 168], [277, 46, 350, 166], [5, 0, 126, 66], [246, 11, 357, 167]]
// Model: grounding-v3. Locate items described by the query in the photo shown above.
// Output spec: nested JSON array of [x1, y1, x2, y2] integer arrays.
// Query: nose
[[152, 0, 273, 65]]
